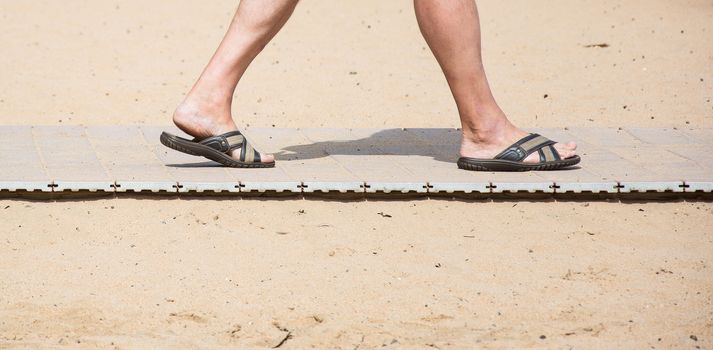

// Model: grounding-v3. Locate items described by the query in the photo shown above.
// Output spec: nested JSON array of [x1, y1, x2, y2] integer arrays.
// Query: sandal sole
[[457, 155, 581, 172]]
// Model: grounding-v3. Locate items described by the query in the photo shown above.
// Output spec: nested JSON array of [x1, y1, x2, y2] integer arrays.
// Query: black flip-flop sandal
[[457, 133, 580, 171], [160, 130, 275, 168]]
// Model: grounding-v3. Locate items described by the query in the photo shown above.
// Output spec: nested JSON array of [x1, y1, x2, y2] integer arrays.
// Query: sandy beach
[[1, 0, 712, 349], [2, 199, 712, 349]]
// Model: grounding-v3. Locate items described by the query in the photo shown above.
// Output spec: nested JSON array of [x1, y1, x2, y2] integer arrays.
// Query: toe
[[554, 142, 577, 159], [260, 153, 275, 164]]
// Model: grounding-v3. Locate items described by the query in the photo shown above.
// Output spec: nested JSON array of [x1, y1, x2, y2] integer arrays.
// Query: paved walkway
[[0, 126, 711, 195]]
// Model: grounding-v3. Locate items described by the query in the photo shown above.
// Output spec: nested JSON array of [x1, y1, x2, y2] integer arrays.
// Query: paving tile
[[426, 182, 491, 194], [345, 128, 422, 146], [112, 181, 178, 193], [667, 145, 713, 169], [0, 126, 50, 186], [401, 128, 459, 158], [0, 181, 52, 192], [279, 156, 363, 193], [577, 150, 645, 182], [604, 145, 699, 190], [564, 150, 644, 189], [577, 147, 624, 162], [146, 164, 237, 193], [404, 128, 460, 147], [536, 167, 618, 193], [331, 154, 428, 193], [372, 130, 437, 157], [280, 156, 357, 181], [393, 155, 490, 193], [300, 181, 365, 193], [567, 127, 642, 147], [388, 154, 456, 167], [331, 154, 415, 179], [244, 128, 319, 159], [593, 153, 688, 191], [617, 181, 686, 193], [680, 128, 713, 145], [598, 163, 671, 182], [554, 182, 619, 194], [32, 125, 112, 191], [309, 128, 425, 152], [51, 181, 118, 193], [420, 170, 489, 189], [363, 182, 429, 193], [609, 145, 690, 167], [303, 128, 429, 159], [534, 164, 595, 182], [177, 182, 239, 193], [301, 129, 381, 157], [301, 128, 393, 143], [625, 127, 698, 145], [140, 125, 184, 140], [86, 125, 176, 192], [233, 167, 302, 193], [488, 172, 554, 193], [685, 182, 713, 193], [658, 160, 713, 186]]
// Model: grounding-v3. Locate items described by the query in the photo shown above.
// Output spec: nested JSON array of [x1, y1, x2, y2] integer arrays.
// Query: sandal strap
[[495, 133, 557, 162], [538, 145, 561, 163], [240, 139, 261, 163], [199, 130, 263, 163]]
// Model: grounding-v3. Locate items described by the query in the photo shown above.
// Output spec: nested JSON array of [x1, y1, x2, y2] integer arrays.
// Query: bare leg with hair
[[414, 0, 577, 164], [173, 0, 299, 164]]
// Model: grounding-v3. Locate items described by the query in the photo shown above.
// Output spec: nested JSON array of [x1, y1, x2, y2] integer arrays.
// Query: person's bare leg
[[414, 0, 576, 163], [173, 0, 299, 163]]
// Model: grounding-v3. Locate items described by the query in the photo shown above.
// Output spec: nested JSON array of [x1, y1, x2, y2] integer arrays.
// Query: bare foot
[[172, 101, 275, 164], [460, 122, 577, 163]]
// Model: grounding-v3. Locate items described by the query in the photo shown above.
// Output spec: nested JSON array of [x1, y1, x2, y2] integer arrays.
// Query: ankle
[[462, 118, 516, 145], [186, 90, 230, 110], [459, 103, 506, 138], [175, 95, 231, 121], [174, 101, 235, 133], [183, 80, 234, 111]]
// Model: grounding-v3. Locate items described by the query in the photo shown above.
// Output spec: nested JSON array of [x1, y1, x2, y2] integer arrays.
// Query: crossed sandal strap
[[198, 130, 263, 163], [494, 133, 559, 163]]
